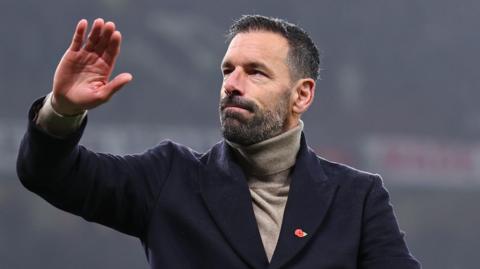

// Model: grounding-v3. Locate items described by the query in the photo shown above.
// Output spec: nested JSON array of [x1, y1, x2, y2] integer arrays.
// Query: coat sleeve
[[16, 97, 174, 239], [359, 174, 421, 269]]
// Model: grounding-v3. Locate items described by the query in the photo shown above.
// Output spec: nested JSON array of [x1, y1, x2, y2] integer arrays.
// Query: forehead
[[222, 31, 290, 66]]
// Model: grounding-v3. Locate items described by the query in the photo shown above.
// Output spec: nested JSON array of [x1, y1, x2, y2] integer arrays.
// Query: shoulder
[[143, 139, 205, 163], [310, 153, 393, 215], [312, 152, 383, 191]]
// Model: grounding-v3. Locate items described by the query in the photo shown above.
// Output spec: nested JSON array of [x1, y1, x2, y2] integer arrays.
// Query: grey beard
[[220, 110, 284, 146], [219, 94, 290, 146]]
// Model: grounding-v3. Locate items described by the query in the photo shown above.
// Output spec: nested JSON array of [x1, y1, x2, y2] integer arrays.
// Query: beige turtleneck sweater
[[35, 93, 303, 262], [227, 121, 302, 261]]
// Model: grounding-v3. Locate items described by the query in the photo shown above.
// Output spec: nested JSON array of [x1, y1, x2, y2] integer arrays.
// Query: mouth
[[220, 96, 255, 113], [221, 104, 251, 112]]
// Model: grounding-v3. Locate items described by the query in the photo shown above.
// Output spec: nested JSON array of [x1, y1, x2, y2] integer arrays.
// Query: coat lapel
[[269, 136, 339, 269], [199, 141, 269, 269]]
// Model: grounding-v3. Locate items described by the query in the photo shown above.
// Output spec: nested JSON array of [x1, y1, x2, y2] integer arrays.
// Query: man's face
[[219, 31, 295, 145]]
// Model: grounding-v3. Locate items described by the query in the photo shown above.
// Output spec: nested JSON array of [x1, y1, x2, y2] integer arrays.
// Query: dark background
[[1, 0, 479, 268]]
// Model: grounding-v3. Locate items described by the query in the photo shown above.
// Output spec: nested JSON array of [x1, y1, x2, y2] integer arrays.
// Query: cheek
[[255, 97, 279, 115], [255, 87, 288, 108]]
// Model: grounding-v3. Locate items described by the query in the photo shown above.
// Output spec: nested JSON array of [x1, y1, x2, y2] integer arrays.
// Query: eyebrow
[[245, 62, 270, 71], [221, 61, 233, 70]]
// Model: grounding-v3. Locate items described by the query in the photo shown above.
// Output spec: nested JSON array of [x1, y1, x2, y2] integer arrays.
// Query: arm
[[359, 175, 421, 269], [16, 19, 165, 238], [18, 97, 174, 238]]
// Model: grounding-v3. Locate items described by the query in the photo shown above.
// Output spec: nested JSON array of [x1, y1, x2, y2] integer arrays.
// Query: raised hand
[[51, 18, 133, 115]]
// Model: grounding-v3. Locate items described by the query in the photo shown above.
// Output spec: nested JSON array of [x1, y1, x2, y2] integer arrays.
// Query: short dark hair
[[226, 15, 320, 81]]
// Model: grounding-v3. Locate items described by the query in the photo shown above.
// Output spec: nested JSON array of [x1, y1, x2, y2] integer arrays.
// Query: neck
[[226, 120, 303, 176]]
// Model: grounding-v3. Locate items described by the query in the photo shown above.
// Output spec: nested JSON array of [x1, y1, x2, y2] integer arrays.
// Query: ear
[[291, 78, 315, 115]]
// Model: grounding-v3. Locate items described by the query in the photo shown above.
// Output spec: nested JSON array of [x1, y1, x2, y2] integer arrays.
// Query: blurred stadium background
[[1, 0, 479, 268]]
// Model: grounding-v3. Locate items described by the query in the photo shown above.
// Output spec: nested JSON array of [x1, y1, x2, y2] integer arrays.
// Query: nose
[[223, 69, 245, 96]]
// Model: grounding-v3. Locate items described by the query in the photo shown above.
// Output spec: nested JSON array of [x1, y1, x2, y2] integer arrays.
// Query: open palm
[[52, 19, 132, 115]]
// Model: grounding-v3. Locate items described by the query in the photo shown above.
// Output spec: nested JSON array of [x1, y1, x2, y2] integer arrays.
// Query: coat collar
[[268, 135, 338, 269], [199, 134, 338, 269]]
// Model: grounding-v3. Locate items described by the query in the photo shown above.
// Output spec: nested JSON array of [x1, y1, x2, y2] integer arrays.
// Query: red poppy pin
[[294, 228, 308, 238]]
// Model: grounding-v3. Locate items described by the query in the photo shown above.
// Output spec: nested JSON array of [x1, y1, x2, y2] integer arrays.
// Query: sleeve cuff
[[35, 93, 87, 138]]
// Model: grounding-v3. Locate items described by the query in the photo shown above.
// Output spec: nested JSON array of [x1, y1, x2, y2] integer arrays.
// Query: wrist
[[35, 93, 87, 137], [51, 93, 86, 116]]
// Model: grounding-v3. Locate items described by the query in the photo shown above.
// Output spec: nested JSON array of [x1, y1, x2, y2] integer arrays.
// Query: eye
[[222, 68, 233, 78], [222, 67, 234, 74], [250, 69, 267, 77]]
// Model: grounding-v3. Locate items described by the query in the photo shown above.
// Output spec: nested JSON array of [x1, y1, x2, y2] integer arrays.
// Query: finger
[[102, 31, 122, 65], [94, 21, 116, 56], [69, 19, 88, 52], [84, 18, 104, 52], [100, 73, 133, 100]]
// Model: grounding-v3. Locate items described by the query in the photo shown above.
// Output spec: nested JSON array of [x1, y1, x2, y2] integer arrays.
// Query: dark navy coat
[[17, 98, 420, 269]]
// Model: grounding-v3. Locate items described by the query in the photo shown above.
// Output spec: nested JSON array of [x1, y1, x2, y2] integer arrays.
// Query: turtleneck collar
[[226, 120, 303, 177]]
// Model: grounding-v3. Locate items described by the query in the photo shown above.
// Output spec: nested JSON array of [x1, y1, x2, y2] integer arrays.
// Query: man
[[17, 15, 420, 268]]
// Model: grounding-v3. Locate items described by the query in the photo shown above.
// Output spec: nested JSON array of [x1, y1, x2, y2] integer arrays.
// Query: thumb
[[102, 73, 133, 99]]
